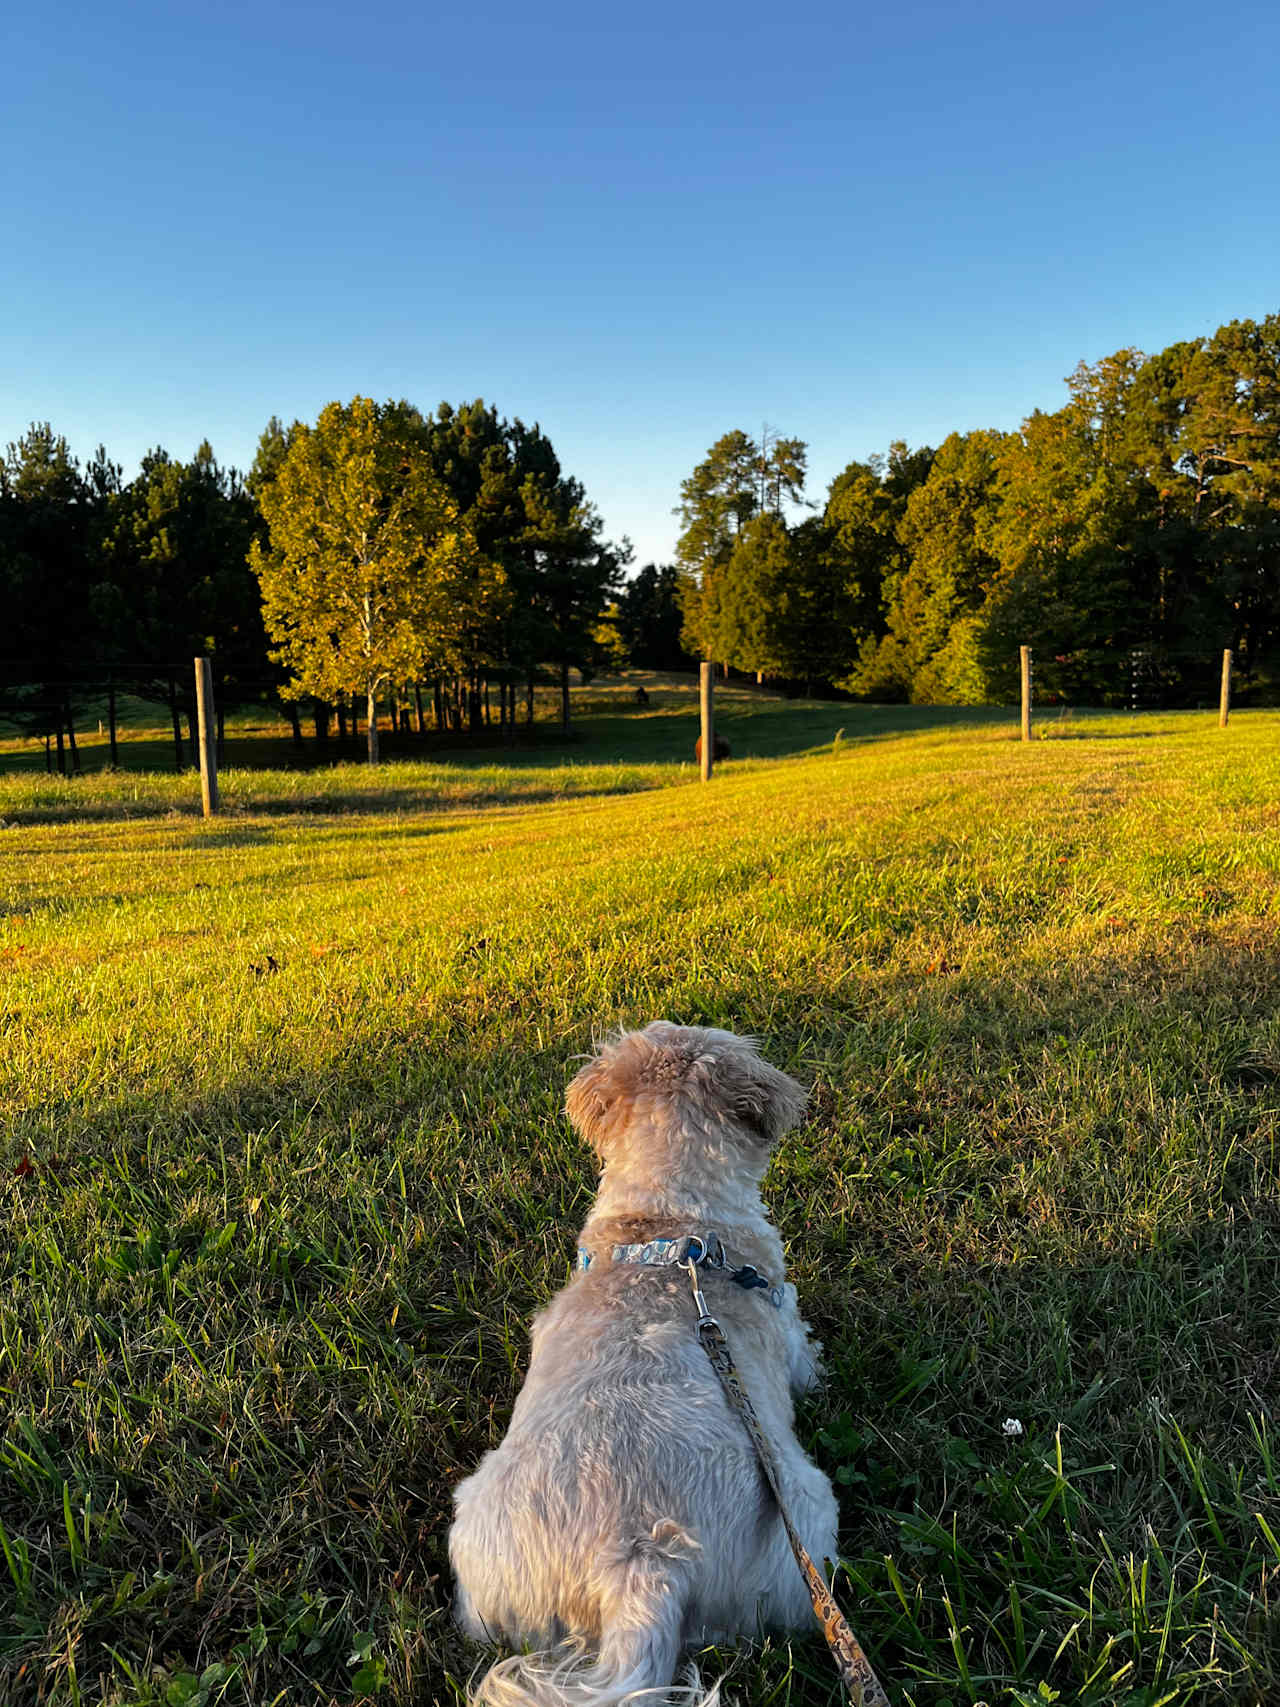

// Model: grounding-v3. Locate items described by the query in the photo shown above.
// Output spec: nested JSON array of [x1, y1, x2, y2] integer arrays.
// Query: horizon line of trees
[[677, 314, 1280, 706], [5, 310, 1277, 772]]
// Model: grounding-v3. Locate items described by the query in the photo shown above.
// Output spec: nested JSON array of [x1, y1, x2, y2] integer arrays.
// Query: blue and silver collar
[[576, 1232, 784, 1308]]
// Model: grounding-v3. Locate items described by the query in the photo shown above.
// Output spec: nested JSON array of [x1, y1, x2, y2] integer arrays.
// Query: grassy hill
[[3, 681, 1279, 1706]]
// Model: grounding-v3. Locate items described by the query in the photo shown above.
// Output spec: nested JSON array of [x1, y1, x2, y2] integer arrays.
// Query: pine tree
[[675, 429, 807, 660], [419, 401, 625, 728]]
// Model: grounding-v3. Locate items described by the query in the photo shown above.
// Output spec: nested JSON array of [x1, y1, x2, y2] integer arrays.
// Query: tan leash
[[685, 1259, 891, 1707]]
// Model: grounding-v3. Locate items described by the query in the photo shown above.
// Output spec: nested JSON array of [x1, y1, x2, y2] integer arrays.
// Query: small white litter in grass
[[1002, 1417, 1024, 1437]]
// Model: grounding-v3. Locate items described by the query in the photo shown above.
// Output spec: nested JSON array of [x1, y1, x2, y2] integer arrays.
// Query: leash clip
[[684, 1256, 717, 1327]]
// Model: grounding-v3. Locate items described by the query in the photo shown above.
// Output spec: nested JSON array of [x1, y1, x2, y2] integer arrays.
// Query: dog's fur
[[449, 1022, 840, 1706]]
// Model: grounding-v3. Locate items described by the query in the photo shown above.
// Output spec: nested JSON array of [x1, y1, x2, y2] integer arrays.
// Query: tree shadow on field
[[1032, 724, 1176, 741], [0, 699, 1025, 827], [6, 923, 1280, 1703], [580, 699, 1013, 763], [0, 770, 670, 828], [182, 825, 278, 849]]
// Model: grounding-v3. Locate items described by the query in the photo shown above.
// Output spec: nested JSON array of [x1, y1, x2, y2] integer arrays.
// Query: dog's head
[[565, 1022, 807, 1175]]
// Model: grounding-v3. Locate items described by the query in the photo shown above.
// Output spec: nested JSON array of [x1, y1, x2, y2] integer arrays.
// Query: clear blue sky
[[4, 0, 1277, 569]]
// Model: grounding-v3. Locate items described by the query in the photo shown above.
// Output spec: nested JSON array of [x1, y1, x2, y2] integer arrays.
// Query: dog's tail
[[471, 1524, 718, 1707]]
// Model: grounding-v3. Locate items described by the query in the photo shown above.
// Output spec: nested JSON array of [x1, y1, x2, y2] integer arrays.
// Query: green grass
[[0, 672, 1007, 800], [3, 679, 1279, 1706]]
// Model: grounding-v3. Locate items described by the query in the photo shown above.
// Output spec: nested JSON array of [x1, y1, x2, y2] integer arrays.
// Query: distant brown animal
[[695, 734, 731, 763], [634, 686, 650, 705]]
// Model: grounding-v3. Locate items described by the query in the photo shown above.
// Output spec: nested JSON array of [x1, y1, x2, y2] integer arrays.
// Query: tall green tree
[[675, 428, 807, 659], [85, 440, 267, 763], [846, 432, 1002, 703], [702, 511, 796, 676], [105, 441, 265, 684], [822, 443, 932, 664], [770, 515, 873, 688], [615, 564, 693, 669], [0, 425, 113, 765], [978, 355, 1153, 701], [1123, 320, 1280, 683], [250, 397, 499, 762], [816, 442, 934, 698], [520, 474, 629, 727], [418, 400, 626, 727]]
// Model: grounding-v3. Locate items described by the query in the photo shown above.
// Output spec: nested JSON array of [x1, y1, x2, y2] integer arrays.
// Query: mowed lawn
[[3, 688, 1280, 1707]]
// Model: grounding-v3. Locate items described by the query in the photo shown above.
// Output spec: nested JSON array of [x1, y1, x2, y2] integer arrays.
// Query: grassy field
[[0, 674, 1006, 792], [3, 679, 1280, 1707]]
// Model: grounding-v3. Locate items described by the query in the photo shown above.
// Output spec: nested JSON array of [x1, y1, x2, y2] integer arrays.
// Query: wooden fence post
[[194, 656, 218, 816], [1020, 646, 1032, 742], [700, 661, 714, 781], [1219, 649, 1232, 728]]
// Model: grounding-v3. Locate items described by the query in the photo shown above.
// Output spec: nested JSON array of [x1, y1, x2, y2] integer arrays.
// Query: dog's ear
[[565, 1027, 688, 1160], [688, 1037, 808, 1149], [565, 1044, 628, 1160]]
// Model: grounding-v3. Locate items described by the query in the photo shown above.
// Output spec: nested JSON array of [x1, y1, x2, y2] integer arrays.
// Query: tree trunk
[[433, 679, 444, 731], [469, 672, 481, 734], [336, 696, 348, 742], [483, 679, 491, 726], [169, 677, 184, 770], [366, 686, 379, 763], [414, 684, 426, 735], [45, 732, 52, 773], [64, 695, 81, 773], [313, 699, 330, 742], [560, 661, 570, 731], [55, 720, 66, 775], [526, 676, 535, 725], [286, 702, 303, 749]]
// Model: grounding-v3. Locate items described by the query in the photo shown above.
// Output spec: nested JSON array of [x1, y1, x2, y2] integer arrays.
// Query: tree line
[[677, 315, 1280, 705], [0, 398, 687, 768], [7, 312, 1274, 774]]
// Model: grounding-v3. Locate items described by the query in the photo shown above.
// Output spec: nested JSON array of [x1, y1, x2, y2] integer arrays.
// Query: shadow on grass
[[6, 923, 1280, 1702], [0, 770, 673, 829], [0, 699, 1026, 826]]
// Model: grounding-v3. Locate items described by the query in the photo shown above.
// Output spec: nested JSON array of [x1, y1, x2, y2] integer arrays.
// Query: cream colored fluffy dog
[[449, 1022, 840, 1706]]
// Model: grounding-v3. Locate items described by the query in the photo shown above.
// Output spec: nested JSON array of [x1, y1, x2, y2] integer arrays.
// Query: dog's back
[[449, 1024, 837, 1707]]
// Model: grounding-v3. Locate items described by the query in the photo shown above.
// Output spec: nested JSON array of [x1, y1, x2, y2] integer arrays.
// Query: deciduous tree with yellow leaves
[[250, 397, 503, 761]]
